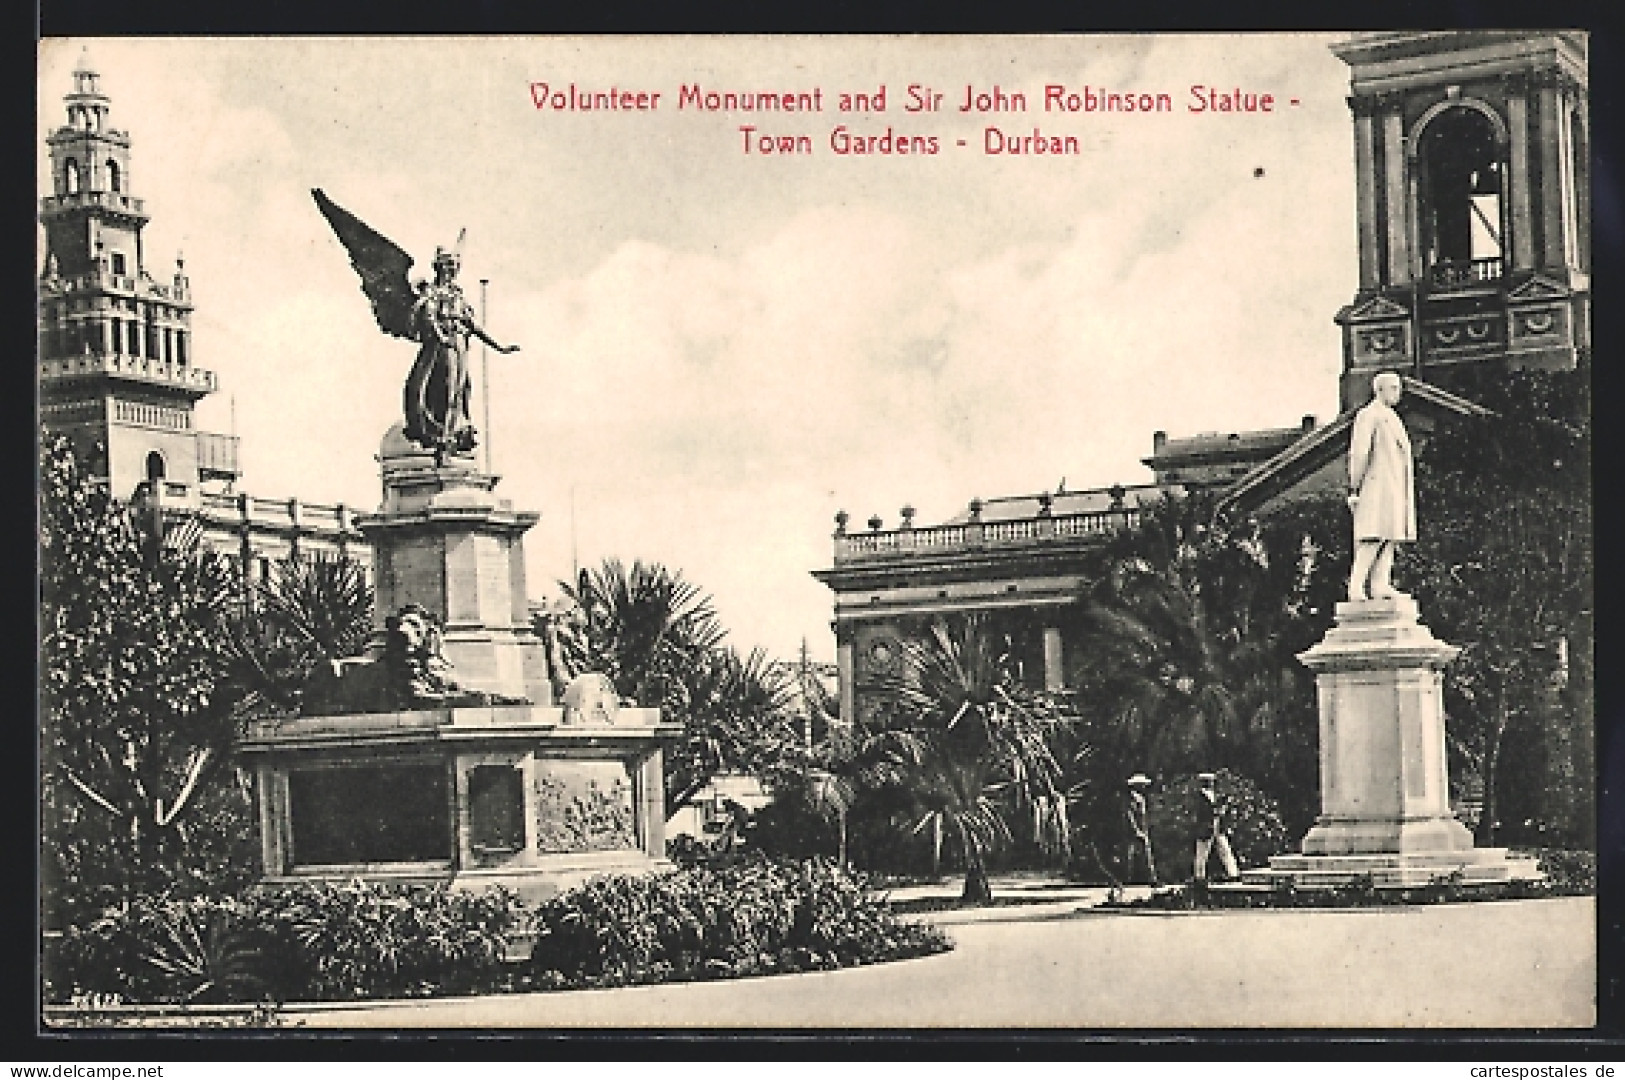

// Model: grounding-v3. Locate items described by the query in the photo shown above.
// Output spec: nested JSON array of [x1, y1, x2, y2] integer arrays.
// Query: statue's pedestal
[[355, 426, 551, 704], [241, 704, 684, 905], [244, 426, 681, 904], [1242, 596, 1540, 888]]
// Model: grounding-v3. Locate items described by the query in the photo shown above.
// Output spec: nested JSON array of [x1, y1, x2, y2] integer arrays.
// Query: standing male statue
[[1346, 371, 1416, 602], [313, 188, 520, 458]]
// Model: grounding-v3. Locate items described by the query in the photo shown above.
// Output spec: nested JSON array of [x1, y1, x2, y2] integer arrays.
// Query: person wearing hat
[[1125, 774, 1157, 886], [1193, 772, 1239, 883]]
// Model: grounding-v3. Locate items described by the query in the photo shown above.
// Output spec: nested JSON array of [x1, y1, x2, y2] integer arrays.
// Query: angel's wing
[[312, 188, 417, 340]]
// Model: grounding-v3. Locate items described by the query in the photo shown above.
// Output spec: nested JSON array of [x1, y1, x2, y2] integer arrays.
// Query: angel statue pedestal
[[1240, 596, 1542, 889], [354, 424, 554, 705], [239, 424, 682, 907]]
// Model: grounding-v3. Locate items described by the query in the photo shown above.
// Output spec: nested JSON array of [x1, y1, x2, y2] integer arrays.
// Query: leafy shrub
[[45, 880, 525, 1005], [47, 894, 274, 1005], [742, 791, 839, 862], [665, 832, 721, 868], [47, 861, 951, 1005], [1533, 849, 1596, 893], [251, 880, 524, 1000], [1145, 770, 1291, 883], [528, 854, 950, 988], [1114, 869, 1581, 911]]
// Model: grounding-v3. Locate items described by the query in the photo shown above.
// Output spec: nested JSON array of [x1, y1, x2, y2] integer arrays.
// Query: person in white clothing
[[1193, 772, 1239, 883]]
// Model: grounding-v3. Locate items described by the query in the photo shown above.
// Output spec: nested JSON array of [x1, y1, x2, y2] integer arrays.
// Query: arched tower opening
[[1416, 105, 1506, 289]]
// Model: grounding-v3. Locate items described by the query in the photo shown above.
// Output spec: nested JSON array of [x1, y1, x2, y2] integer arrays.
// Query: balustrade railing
[[40, 352, 215, 391], [41, 191, 147, 215], [196, 491, 360, 539], [1429, 257, 1505, 291], [195, 432, 240, 477], [834, 506, 1141, 562]]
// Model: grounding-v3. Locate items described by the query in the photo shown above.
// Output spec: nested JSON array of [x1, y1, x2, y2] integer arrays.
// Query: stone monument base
[[241, 703, 683, 907], [1256, 594, 1544, 890], [1241, 848, 1542, 890]]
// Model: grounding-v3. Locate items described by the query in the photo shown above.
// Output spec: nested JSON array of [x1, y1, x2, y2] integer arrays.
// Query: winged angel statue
[[313, 189, 520, 457]]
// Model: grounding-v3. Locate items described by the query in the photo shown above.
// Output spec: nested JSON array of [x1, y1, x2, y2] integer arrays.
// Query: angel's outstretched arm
[[468, 321, 521, 354]]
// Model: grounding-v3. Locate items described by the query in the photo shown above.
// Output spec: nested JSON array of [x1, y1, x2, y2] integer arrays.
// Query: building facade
[[813, 30, 1589, 731], [39, 50, 367, 578], [1331, 31, 1588, 411]]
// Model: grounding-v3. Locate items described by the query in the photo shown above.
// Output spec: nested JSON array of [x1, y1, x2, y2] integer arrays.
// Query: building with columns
[[813, 30, 1588, 732], [39, 50, 366, 578], [1332, 31, 1589, 410]]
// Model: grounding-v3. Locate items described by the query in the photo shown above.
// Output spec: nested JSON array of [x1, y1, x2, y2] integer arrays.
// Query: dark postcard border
[[16, 0, 1625, 1060]]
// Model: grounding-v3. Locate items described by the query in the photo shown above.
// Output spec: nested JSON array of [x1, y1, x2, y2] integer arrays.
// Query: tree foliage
[[1405, 369, 1593, 844], [40, 438, 376, 922], [856, 614, 1074, 902], [552, 558, 805, 815], [40, 438, 246, 918], [1067, 489, 1342, 836]]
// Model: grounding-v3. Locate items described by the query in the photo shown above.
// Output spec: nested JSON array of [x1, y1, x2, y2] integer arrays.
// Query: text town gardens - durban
[[528, 81, 1296, 157]]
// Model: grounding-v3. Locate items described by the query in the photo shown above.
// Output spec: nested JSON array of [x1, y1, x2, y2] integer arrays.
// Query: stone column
[[1042, 627, 1065, 693], [1557, 97, 1580, 269], [1352, 101, 1381, 290], [836, 624, 857, 727], [1538, 82, 1568, 270], [1382, 107, 1412, 285], [1507, 89, 1535, 270], [1573, 99, 1590, 272], [636, 750, 667, 859]]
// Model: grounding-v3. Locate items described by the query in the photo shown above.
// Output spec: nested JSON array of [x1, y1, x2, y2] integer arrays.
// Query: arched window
[[145, 451, 167, 484], [1417, 106, 1506, 289], [106, 159, 121, 193], [64, 158, 80, 195]]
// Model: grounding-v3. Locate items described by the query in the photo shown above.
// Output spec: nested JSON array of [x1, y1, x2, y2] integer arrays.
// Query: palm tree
[[220, 551, 375, 718], [560, 558, 725, 707], [551, 558, 802, 817], [874, 614, 1073, 904], [1070, 491, 1337, 830], [667, 644, 802, 812]]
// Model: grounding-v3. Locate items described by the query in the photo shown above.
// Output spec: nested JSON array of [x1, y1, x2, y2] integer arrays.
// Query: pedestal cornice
[[1297, 595, 1460, 673]]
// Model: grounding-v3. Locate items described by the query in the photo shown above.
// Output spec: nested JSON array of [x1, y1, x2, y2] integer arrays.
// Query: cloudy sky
[[38, 35, 1357, 662]]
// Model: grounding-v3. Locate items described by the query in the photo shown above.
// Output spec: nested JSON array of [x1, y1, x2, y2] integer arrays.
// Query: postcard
[[36, 33, 1595, 1031]]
